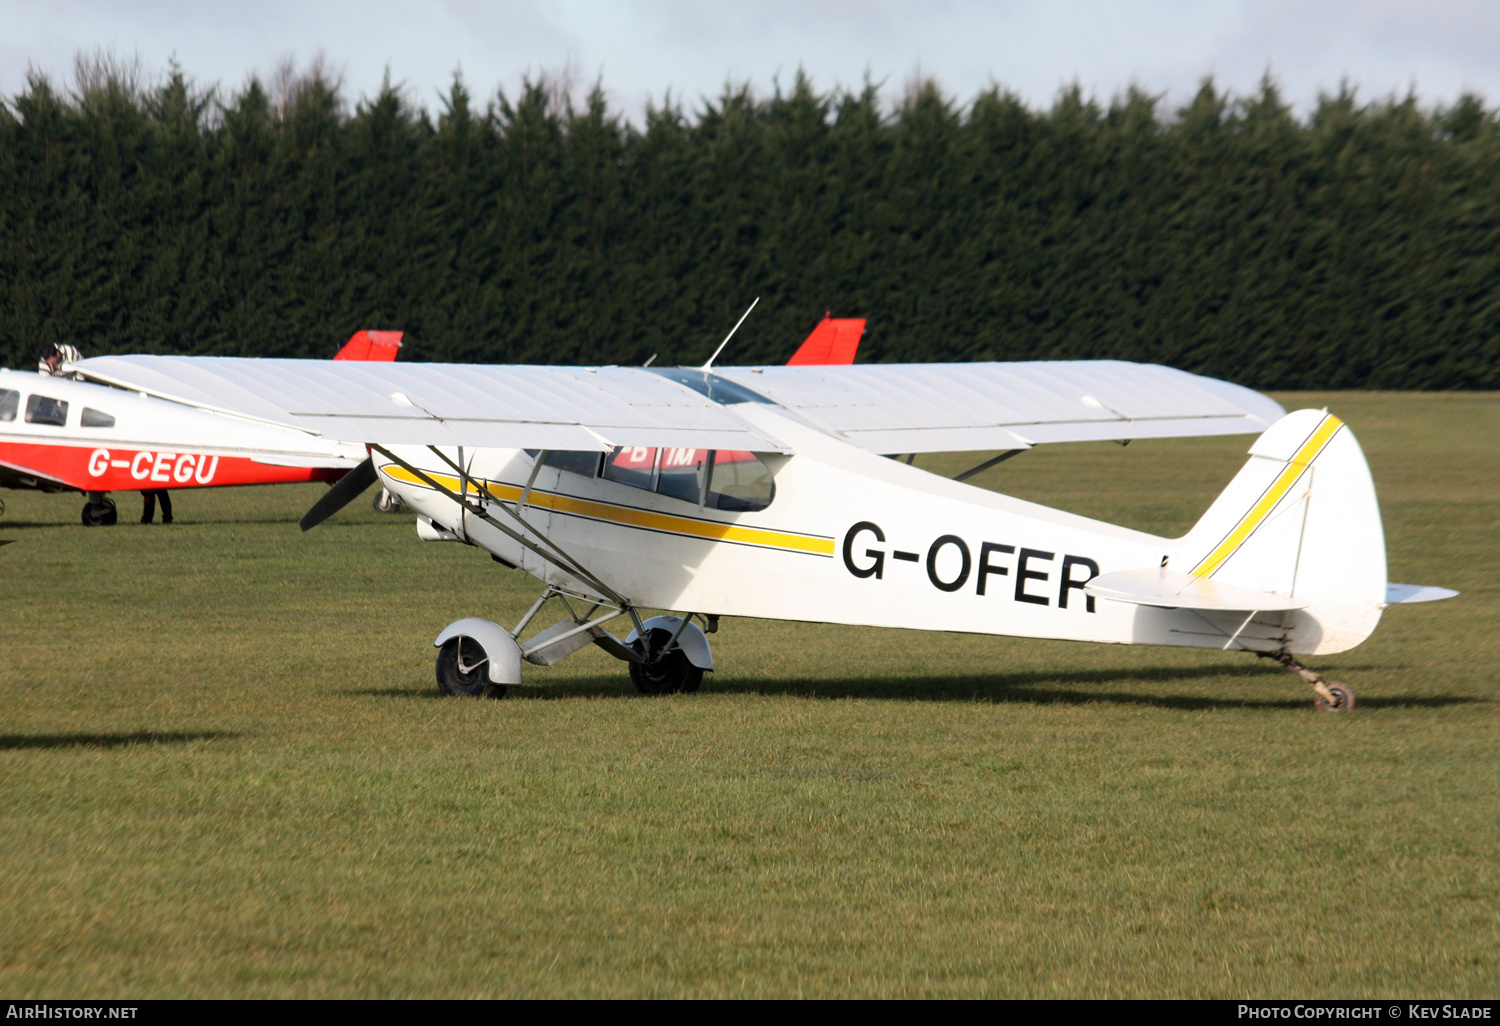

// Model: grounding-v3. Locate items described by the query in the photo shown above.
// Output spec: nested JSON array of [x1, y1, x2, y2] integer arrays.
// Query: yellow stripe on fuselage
[[1190, 414, 1343, 579], [381, 465, 835, 556]]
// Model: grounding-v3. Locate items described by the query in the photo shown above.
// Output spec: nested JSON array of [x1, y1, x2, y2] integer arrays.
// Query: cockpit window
[[25, 394, 68, 427], [656, 448, 709, 503], [707, 451, 775, 511], [542, 450, 602, 478], [0, 389, 17, 422], [81, 407, 115, 428], [602, 446, 658, 490], [600, 445, 775, 511]]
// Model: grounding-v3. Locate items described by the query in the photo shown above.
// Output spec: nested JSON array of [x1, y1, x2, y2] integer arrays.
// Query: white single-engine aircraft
[[72, 346, 1456, 712]]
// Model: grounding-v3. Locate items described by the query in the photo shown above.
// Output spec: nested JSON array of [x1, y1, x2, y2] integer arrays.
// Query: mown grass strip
[[0, 393, 1494, 997]]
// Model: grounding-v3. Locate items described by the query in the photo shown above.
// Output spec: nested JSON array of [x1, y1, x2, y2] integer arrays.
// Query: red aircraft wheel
[[81, 497, 117, 527]]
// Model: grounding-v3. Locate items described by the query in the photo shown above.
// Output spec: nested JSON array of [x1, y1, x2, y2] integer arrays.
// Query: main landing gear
[[81, 493, 117, 527], [436, 635, 508, 700], [370, 443, 714, 701], [628, 625, 704, 695], [431, 586, 716, 699], [1261, 649, 1356, 713]]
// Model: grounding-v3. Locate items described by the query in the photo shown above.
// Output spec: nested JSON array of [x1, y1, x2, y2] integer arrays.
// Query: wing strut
[[953, 449, 1025, 483], [372, 444, 628, 607]]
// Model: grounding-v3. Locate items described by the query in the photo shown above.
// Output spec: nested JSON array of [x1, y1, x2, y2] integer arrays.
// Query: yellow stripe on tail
[[1190, 414, 1342, 578]]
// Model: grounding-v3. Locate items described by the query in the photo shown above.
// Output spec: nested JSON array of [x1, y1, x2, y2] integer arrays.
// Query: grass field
[[0, 392, 1495, 998]]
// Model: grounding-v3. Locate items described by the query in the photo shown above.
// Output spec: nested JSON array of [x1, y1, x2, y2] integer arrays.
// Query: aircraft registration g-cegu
[[68, 309, 1455, 712], [0, 331, 403, 524]]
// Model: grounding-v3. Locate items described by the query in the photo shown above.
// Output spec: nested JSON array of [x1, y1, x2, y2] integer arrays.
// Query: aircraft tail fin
[[334, 330, 404, 362], [1166, 408, 1388, 653], [787, 314, 864, 365]]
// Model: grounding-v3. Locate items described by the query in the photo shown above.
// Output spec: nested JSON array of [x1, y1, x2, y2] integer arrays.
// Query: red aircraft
[[0, 331, 401, 525]]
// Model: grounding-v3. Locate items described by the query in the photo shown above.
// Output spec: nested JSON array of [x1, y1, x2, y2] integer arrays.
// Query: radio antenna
[[700, 297, 759, 370]]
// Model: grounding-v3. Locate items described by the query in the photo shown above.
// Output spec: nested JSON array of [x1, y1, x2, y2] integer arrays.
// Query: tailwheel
[[629, 627, 703, 696], [1262, 650, 1357, 713], [81, 497, 117, 527], [436, 636, 506, 699], [1315, 681, 1356, 713]]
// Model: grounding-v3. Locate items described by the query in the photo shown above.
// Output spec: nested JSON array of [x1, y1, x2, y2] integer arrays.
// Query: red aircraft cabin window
[[24, 394, 68, 427], [0, 389, 17, 422]]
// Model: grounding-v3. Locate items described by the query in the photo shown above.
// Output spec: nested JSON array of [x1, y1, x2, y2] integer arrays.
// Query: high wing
[[73, 356, 1283, 455], [73, 358, 792, 453], [714, 361, 1283, 452]]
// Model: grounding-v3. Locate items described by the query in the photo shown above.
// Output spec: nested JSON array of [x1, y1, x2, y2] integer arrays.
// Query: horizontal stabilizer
[[1086, 568, 1310, 611], [1386, 583, 1460, 604]]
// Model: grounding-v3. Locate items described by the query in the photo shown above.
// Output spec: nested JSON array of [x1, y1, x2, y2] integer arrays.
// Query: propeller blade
[[299, 457, 379, 532]]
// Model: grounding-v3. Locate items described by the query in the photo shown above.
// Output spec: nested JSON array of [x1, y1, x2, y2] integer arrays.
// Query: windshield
[[645, 367, 774, 406]]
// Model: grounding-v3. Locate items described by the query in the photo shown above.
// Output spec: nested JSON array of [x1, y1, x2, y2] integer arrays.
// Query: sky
[[3, 0, 1499, 120]]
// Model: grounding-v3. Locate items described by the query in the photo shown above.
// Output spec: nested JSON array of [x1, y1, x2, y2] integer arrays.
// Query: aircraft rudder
[[334, 330, 404, 362], [787, 315, 864, 365]]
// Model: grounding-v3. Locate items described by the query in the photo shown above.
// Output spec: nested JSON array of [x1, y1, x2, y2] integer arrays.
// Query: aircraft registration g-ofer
[[0, 331, 401, 524], [72, 345, 1456, 712]]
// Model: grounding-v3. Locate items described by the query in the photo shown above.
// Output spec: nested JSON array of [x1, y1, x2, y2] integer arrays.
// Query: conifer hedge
[[2, 61, 1497, 388]]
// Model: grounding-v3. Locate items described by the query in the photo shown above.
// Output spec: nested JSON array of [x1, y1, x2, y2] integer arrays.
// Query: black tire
[[81, 498, 117, 527], [436, 637, 505, 698], [1315, 681, 1356, 713], [373, 489, 404, 513], [628, 627, 704, 696]]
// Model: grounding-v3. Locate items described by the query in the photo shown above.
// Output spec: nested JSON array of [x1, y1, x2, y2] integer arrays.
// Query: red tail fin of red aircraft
[[334, 331, 404, 362], [787, 314, 864, 366]]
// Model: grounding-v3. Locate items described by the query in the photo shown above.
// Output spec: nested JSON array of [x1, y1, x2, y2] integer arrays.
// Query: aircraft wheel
[[436, 637, 506, 699], [373, 488, 404, 513], [629, 628, 704, 695], [81, 497, 117, 527], [1315, 681, 1356, 713]]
